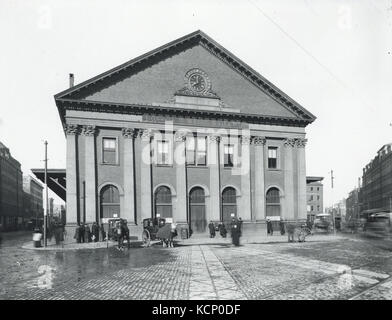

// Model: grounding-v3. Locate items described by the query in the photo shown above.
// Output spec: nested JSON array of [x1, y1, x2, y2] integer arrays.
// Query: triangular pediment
[[55, 30, 316, 125]]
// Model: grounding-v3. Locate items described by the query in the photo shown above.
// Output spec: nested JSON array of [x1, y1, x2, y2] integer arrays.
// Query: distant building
[[23, 175, 44, 227], [360, 143, 392, 217], [346, 188, 360, 222], [0, 141, 24, 231], [306, 176, 324, 221]]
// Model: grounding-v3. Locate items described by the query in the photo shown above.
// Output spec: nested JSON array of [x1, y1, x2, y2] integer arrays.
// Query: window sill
[[186, 165, 208, 169], [267, 168, 282, 172], [155, 164, 173, 168], [100, 163, 120, 167]]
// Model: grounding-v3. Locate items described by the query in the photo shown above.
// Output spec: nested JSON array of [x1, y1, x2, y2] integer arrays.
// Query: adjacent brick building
[[54, 31, 316, 236], [360, 143, 392, 217], [22, 175, 44, 227], [306, 176, 324, 221], [0, 141, 24, 230]]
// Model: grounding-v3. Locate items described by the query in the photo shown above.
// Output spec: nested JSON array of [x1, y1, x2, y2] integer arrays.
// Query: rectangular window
[[103, 138, 117, 164], [186, 137, 195, 165], [224, 144, 234, 167], [311, 187, 313, 191], [310, 195, 313, 201], [317, 195, 320, 200], [186, 136, 207, 166], [311, 205, 314, 211], [317, 205, 320, 211], [268, 147, 278, 169], [196, 137, 207, 166], [157, 140, 169, 165]]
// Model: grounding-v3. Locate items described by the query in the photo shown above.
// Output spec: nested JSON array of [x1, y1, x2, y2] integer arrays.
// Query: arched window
[[100, 185, 120, 219], [155, 186, 172, 218], [266, 187, 281, 217], [222, 187, 237, 224], [189, 187, 206, 232]]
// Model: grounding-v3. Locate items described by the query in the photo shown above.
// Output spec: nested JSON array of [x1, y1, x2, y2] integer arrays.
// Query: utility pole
[[44, 141, 48, 247], [330, 170, 336, 235]]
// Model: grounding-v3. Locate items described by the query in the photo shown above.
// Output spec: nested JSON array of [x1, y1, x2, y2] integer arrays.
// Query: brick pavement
[[1, 233, 392, 300]]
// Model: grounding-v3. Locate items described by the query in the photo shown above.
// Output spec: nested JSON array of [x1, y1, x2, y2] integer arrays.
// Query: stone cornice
[[56, 99, 310, 132]]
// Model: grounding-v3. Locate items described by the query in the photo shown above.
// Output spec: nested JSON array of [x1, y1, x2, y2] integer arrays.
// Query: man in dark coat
[[84, 224, 91, 243], [279, 218, 285, 235], [91, 222, 99, 243], [219, 223, 227, 238], [230, 219, 240, 246], [122, 220, 130, 249], [208, 221, 216, 238], [79, 223, 85, 243], [238, 217, 243, 237], [267, 219, 273, 236], [74, 224, 81, 243]]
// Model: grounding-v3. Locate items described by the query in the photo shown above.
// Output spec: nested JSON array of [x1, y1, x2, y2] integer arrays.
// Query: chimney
[[69, 73, 74, 88]]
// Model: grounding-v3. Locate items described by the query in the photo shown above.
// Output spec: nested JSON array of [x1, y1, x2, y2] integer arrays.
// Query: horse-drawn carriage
[[142, 217, 178, 247]]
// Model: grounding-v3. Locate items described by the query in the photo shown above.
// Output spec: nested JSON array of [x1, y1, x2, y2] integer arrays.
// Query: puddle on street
[[21, 246, 175, 290]]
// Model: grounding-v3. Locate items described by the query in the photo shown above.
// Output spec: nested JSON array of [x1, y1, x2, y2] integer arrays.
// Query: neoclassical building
[[54, 30, 316, 235]]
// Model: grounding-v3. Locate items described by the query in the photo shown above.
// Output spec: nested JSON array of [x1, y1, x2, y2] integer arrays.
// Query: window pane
[[157, 140, 169, 165], [197, 152, 206, 166], [197, 137, 206, 151], [103, 138, 116, 150], [186, 150, 195, 165]]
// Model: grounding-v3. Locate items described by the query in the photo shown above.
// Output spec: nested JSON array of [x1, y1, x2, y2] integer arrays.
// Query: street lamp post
[[44, 140, 48, 247]]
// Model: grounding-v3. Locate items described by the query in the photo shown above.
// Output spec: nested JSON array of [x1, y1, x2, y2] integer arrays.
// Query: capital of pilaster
[[174, 131, 187, 142], [81, 125, 98, 136], [209, 135, 221, 143], [139, 129, 153, 141], [122, 128, 136, 139], [283, 138, 296, 147], [251, 136, 266, 145], [240, 136, 251, 145], [64, 124, 80, 136], [295, 138, 307, 148]]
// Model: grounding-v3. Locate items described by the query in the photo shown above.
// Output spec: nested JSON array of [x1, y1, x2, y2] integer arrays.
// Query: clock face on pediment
[[185, 68, 211, 94]]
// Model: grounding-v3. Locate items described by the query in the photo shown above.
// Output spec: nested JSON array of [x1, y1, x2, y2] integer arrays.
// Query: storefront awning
[[31, 169, 66, 201]]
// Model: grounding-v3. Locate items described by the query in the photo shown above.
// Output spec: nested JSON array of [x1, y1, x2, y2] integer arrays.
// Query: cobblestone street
[[1, 232, 392, 300]]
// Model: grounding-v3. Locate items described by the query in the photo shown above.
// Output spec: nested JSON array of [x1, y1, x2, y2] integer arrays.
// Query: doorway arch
[[154, 185, 172, 218], [189, 187, 207, 233], [100, 184, 120, 219], [222, 186, 237, 225]]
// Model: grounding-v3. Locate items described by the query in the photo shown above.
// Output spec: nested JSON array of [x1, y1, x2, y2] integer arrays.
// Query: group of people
[[266, 218, 286, 236], [74, 222, 104, 243], [208, 221, 228, 238], [208, 217, 243, 246]]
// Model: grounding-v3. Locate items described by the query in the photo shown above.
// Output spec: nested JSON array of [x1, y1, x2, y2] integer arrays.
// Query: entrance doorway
[[222, 187, 237, 225], [100, 185, 120, 219], [189, 187, 207, 233]]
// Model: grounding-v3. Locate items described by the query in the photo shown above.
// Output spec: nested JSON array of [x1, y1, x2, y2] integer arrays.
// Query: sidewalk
[[176, 231, 347, 246]]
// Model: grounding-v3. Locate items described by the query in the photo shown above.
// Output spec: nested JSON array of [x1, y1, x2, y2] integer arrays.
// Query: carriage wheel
[[142, 230, 151, 247]]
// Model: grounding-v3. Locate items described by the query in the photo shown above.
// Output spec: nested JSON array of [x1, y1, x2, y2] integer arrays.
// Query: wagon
[[142, 217, 166, 247]]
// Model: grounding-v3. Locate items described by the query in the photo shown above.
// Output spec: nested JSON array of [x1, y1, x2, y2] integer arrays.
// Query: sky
[[0, 0, 391, 207]]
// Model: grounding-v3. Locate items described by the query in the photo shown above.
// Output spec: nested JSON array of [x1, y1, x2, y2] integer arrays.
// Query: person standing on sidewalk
[[231, 219, 241, 246], [79, 223, 85, 243], [287, 223, 295, 242], [267, 219, 273, 236], [279, 218, 286, 235], [238, 217, 243, 237], [208, 221, 216, 238]]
